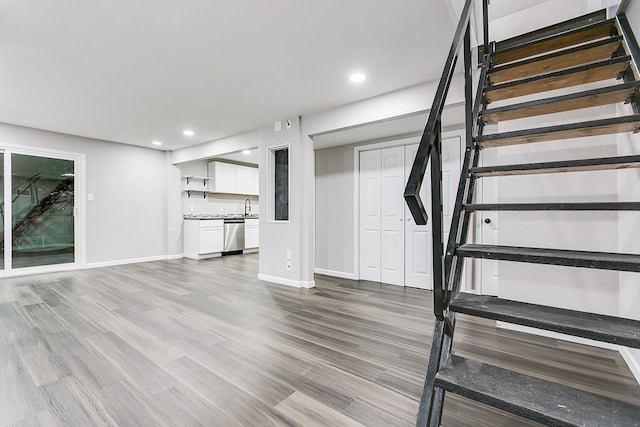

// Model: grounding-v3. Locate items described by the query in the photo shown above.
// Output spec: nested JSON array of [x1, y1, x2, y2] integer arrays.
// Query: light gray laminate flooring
[[0, 254, 638, 426]]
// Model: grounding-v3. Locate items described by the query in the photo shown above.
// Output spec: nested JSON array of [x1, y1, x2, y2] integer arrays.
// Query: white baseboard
[[496, 321, 620, 351], [314, 268, 357, 280], [258, 273, 316, 289], [620, 347, 640, 385], [84, 254, 181, 269], [0, 263, 79, 278], [181, 252, 222, 260]]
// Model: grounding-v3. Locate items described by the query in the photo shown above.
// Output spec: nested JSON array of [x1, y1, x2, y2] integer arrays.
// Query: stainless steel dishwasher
[[223, 219, 245, 252]]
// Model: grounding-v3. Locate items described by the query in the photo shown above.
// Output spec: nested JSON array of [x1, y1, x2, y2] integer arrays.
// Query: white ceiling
[[0, 0, 456, 151]]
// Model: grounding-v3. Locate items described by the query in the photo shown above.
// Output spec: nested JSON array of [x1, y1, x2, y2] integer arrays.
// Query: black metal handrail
[[404, 0, 474, 225], [404, 0, 487, 321]]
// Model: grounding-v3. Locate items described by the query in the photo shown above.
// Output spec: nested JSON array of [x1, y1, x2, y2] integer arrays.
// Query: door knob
[[484, 218, 491, 224]]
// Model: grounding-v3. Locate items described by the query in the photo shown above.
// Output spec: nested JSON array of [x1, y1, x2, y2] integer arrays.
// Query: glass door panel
[[11, 154, 75, 268], [0, 152, 3, 270]]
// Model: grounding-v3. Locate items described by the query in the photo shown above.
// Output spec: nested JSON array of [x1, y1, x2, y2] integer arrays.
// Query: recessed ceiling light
[[349, 73, 366, 83], [242, 149, 252, 155], [183, 130, 195, 136], [152, 141, 163, 146]]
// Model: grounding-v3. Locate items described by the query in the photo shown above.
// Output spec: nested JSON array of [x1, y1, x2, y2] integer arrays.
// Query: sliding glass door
[[0, 148, 79, 273], [11, 154, 75, 268], [0, 152, 4, 271]]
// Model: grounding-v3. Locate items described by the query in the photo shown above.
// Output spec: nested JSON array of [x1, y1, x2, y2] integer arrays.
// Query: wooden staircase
[[405, 3, 640, 426]]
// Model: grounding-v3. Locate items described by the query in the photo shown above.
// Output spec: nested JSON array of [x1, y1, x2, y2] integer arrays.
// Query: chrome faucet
[[244, 198, 251, 217]]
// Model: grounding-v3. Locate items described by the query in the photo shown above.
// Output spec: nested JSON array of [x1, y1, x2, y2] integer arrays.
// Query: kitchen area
[[179, 148, 260, 259]]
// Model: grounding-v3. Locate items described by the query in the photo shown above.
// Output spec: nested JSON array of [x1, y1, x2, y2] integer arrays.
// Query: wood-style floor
[[0, 254, 638, 426]]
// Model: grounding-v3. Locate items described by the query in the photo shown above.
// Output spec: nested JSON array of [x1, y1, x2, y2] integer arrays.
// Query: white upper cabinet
[[252, 167, 259, 196], [236, 165, 254, 195], [208, 161, 258, 196], [209, 162, 236, 193]]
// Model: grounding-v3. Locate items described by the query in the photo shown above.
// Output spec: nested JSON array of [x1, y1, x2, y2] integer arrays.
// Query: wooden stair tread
[[464, 202, 640, 211], [456, 244, 640, 272], [475, 115, 640, 148], [435, 355, 640, 427], [492, 19, 616, 66], [484, 56, 631, 102], [481, 82, 640, 124], [450, 292, 640, 348], [489, 37, 623, 84], [494, 10, 607, 52], [470, 155, 640, 177]]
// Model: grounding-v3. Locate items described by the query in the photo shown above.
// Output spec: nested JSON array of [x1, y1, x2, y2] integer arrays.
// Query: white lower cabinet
[[244, 219, 259, 249], [184, 219, 224, 258]]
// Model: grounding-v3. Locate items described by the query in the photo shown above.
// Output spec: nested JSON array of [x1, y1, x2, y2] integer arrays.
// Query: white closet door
[[441, 135, 463, 290], [380, 146, 405, 286], [441, 136, 463, 236], [359, 150, 382, 282], [404, 144, 432, 289]]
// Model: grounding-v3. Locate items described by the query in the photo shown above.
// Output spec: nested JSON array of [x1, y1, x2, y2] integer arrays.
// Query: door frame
[[353, 130, 466, 283], [0, 142, 86, 277]]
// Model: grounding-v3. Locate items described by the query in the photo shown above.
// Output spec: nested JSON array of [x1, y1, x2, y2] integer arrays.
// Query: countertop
[[183, 214, 259, 220]]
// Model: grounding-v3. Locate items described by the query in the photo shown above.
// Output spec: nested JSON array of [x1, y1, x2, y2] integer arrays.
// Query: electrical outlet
[[274, 121, 282, 132], [286, 261, 292, 271], [286, 250, 292, 260]]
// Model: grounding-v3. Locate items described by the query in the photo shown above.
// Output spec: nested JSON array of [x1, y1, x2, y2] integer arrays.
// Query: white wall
[[258, 116, 316, 288], [0, 122, 167, 265], [166, 158, 183, 258], [493, 102, 620, 315], [617, 0, 640, 382], [487, 0, 603, 42], [170, 80, 464, 288], [315, 144, 356, 276]]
